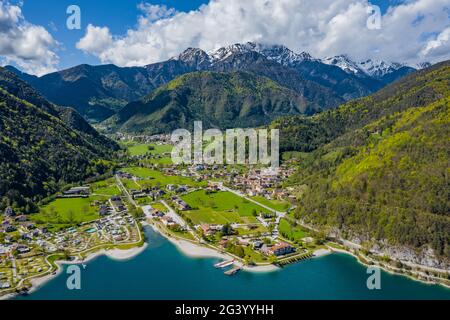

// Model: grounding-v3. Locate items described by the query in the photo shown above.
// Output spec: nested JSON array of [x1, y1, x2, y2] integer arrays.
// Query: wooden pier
[[224, 266, 241, 276]]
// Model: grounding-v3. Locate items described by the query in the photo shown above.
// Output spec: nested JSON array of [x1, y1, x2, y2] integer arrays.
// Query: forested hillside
[[0, 68, 118, 213], [107, 71, 311, 134], [274, 61, 450, 260]]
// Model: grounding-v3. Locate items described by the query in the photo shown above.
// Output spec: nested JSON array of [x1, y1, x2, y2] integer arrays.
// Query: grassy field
[[32, 198, 99, 226], [121, 178, 141, 191], [251, 196, 290, 212], [91, 178, 120, 196], [151, 202, 168, 213], [128, 143, 172, 157], [123, 167, 206, 188], [278, 219, 309, 241], [181, 190, 270, 225], [235, 224, 268, 236]]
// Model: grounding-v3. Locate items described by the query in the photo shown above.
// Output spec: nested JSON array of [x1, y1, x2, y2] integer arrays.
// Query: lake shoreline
[[152, 223, 333, 273], [328, 246, 450, 290], [0, 242, 148, 300], [2, 226, 448, 300]]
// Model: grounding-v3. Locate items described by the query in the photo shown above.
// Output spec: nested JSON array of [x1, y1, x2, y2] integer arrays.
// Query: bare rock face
[[370, 243, 449, 270]]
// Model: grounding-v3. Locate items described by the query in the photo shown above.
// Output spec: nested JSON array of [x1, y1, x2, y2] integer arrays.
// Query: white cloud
[[0, 2, 59, 75], [76, 0, 450, 66], [76, 24, 113, 56], [420, 27, 450, 59]]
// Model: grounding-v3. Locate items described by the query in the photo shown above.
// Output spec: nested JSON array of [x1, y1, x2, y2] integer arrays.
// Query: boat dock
[[224, 266, 241, 276], [214, 259, 234, 269]]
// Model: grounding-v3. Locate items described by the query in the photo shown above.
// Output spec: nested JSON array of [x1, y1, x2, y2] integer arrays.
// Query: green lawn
[[128, 143, 172, 157], [151, 202, 168, 213], [278, 219, 309, 241], [32, 198, 99, 226], [123, 167, 206, 188], [181, 190, 270, 225], [235, 224, 268, 236], [251, 196, 290, 212], [121, 178, 141, 191], [91, 178, 120, 196]]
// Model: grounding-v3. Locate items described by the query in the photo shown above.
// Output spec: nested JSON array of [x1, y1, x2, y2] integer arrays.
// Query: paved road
[[160, 200, 188, 228], [160, 200, 200, 241], [115, 174, 137, 207]]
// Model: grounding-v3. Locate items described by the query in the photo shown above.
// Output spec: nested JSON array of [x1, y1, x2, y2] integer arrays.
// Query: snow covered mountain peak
[[207, 42, 316, 66], [322, 55, 367, 76], [357, 59, 406, 78], [322, 54, 419, 79]]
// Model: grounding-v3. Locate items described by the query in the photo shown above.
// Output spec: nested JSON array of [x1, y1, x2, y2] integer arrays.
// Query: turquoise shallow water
[[16, 227, 450, 300]]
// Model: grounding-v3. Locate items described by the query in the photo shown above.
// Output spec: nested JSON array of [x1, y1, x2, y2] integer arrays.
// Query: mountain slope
[[8, 42, 418, 123], [106, 71, 310, 134], [0, 67, 118, 213], [209, 43, 386, 100], [208, 50, 344, 109], [6, 64, 157, 122], [274, 61, 450, 264]]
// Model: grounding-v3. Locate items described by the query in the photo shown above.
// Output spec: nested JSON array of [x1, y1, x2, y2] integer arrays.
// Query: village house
[[5, 225, 16, 233], [161, 216, 177, 227], [15, 215, 28, 222], [252, 240, 264, 250], [99, 205, 111, 216], [110, 197, 126, 212], [16, 245, 31, 254], [4, 206, 15, 217], [63, 186, 90, 197], [117, 171, 133, 179], [199, 224, 214, 236], [261, 242, 295, 257], [172, 197, 191, 211], [151, 210, 165, 218]]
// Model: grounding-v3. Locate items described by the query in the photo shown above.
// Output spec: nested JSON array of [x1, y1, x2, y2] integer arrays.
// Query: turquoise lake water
[[17, 227, 450, 300]]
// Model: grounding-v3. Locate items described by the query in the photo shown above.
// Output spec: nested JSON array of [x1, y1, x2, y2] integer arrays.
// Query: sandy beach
[[163, 230, 280, 273], [313, 248, 332, 257]]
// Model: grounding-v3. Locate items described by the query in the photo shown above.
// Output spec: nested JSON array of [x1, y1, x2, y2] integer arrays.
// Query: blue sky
[[12, 0, 396, 69], [2, 0, 449, 74], [12, 0, 210, 68]]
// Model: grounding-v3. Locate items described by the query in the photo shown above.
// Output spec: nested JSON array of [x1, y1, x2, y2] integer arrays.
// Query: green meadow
[[123, 167, 206, 188], [151, 202, 168, 213], [127, 143, 172, 157], [251, 196, 290, 212], [32, 198, 99, 227], [181, 190, 270, 225], [279, 219, 309, 241], [91, 178, 120, 196]]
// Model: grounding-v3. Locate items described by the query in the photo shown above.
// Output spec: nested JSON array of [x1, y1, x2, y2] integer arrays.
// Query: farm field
[[251, 196, 290, 212], [123, 167, 206, 188], [32, 198, 100, 226], [181, 190, 270, 225]]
